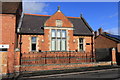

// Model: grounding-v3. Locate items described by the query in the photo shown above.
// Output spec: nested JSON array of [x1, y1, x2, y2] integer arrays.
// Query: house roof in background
[[1, 2, 22, 14], [20, 14, 93, 36], [102, 33, 120, 43]]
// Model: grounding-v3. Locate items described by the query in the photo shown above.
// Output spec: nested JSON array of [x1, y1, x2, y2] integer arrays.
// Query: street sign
[[0, 45, 9, 48]]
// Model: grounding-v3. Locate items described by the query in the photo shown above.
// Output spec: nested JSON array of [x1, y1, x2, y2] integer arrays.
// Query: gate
[[95, 48, 112, 62], [116, 51, 120, 65]]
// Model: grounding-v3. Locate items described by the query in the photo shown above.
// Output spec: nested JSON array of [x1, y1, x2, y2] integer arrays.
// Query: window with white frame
[[51, 29, 66, 51], [79, 38, 84, 51], [56, 20, 62, 27], [31, 37, 37, 51]]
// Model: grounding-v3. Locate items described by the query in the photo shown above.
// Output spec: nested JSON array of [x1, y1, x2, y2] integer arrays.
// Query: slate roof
[[101, 33, 120, 43], [1, 2, 22, 14], [20, 14, 93, 36]]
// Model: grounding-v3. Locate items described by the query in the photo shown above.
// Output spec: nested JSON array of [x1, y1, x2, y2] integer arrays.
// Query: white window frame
[[78, 38, 85, 51], [51, 29, 67, 51], [31, 37, 37, 51]]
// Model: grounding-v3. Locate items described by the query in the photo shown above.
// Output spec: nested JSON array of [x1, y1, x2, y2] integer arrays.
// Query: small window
[[56, 20, 62, 27], [31, 37, 37, 51], [79, 38, 84, 51]]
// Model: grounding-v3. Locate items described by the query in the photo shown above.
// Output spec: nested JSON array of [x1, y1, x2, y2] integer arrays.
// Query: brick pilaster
[[111, 48, 117, 65]]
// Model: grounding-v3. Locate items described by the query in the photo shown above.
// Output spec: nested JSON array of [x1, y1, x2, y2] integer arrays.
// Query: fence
[[19, 51, 94, 72]]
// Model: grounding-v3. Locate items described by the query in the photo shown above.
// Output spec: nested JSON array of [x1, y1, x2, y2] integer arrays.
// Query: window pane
[[79, 38, 83, 44], [32, 37, 36, 43], [61, 39, 66, 51], [79, 44, 83, 50], [57, 30, 61, 38], [62, 30, 66, 38], [52, 29, 56, 37], [57, 39, 61, 51], [51, 39, 56, 51], [32, 44, 36, 51]]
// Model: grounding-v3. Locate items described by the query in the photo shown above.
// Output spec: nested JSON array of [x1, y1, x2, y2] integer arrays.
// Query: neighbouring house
[[0, 2, 22, 75], [95, 28, 120, 64], [95, 28, 120, 49]]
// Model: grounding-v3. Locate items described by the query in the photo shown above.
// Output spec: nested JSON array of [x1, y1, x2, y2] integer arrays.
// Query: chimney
[[94, 31, 98, 37], [98, 28, 102, 35]]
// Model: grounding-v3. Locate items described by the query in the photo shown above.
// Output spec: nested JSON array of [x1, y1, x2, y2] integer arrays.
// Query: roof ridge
[[24, 13, 81, 19], [101, 34, 120, 43], [80, 17, 93, 32], [67, 16, 80, 19], [24, 13, 50, 17]]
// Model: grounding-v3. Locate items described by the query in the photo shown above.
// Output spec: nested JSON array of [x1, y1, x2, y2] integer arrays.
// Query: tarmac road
[[17, 68, 120, 80]]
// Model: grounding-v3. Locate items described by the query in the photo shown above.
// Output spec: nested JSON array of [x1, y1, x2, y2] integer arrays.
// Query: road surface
[[17, 68, 120, 80]]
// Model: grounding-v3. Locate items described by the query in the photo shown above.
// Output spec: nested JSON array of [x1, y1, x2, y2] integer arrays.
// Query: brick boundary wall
[[13, 49, 117, 73], [15, 52, 94, 72]]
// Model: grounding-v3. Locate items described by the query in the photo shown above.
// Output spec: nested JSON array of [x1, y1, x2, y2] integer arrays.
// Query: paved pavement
[[17, 68, 120, 80]]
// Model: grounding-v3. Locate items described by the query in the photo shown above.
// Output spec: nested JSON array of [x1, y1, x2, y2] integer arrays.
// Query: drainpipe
[[14, 12, 24, 77], [17, 12, 24, 33], [16, 12, 24, 73]]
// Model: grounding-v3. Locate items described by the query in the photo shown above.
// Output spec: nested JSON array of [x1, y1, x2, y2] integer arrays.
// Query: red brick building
[[0, 2, 22, 75], [1, 2, 98, 76], [95, 28, 120, 49], [95, 28, 120, 64], [17, 7, 94, 53]]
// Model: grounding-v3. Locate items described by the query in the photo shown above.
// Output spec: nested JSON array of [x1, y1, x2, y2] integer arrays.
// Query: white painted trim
[[29, 37, 31, 52], [66, 29, 69, 51], [50, 29, 68, 51], [44, 27, 74, 30], [83, 38, 86, 51], [49, 29, 51, 51], [78, 38, 79, 51], [36, 37, 38, 52], [58, 10, 61, 12], [29, 36, 38, 52], [78, 38, 85, 52], [14, 65, 20, 68]]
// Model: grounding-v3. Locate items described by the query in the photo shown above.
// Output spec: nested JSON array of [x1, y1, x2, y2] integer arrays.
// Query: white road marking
[[23, 68, 119, 79]]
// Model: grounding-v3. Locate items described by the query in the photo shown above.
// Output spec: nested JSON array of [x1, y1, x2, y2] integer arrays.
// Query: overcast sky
[[22, 1, 119, 35]]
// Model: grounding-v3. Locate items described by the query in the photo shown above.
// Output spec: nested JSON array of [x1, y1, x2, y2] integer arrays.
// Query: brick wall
[[45, 11, 73, 27], [95, 35, 117, 49], [19, 52, 93, 72], [1, 52, 8, 74], [117, 43, 120, 53], [1, 14, 16, 73], [68, 30, 74, 51], [19, 34, 93, 53]]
